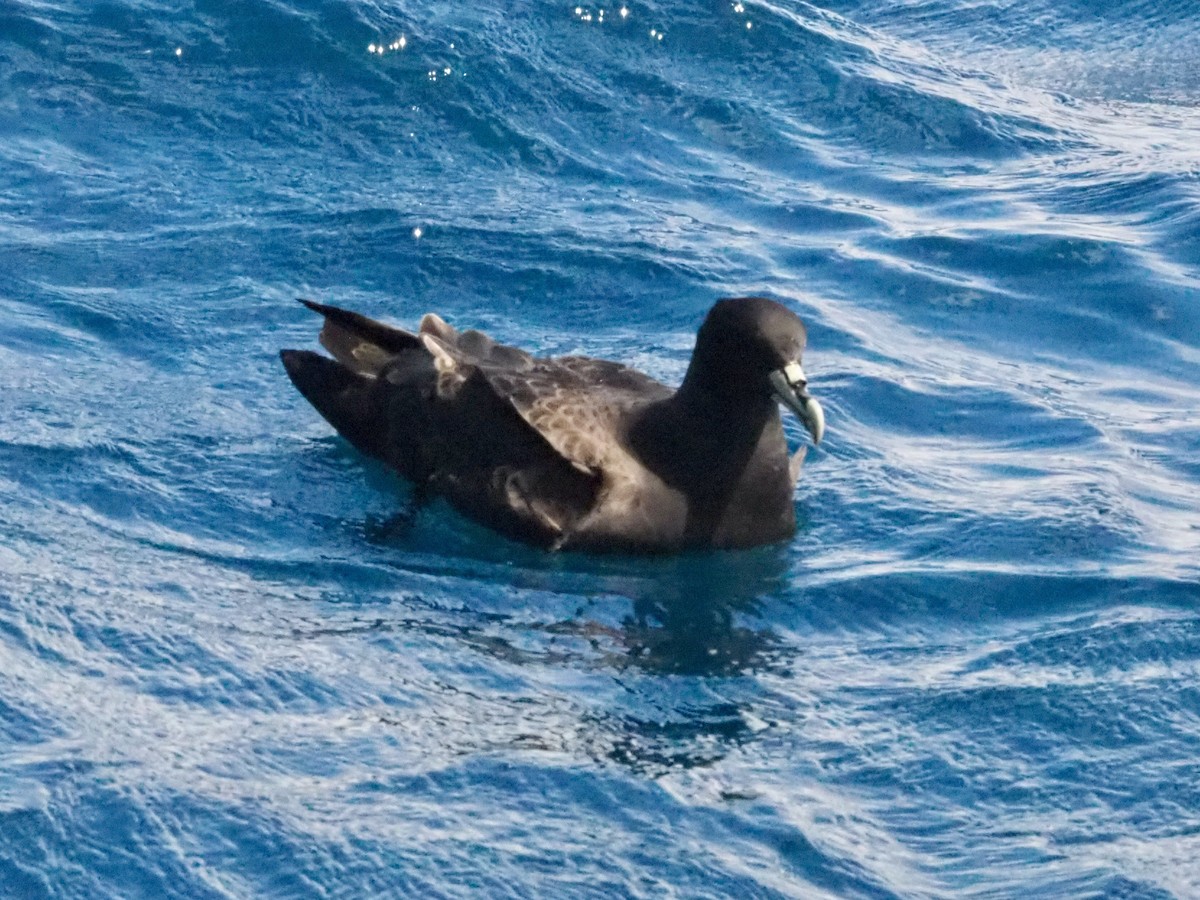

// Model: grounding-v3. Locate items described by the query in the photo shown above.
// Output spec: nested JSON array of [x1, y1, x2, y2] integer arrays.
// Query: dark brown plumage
[[280, 297, 824, 554]]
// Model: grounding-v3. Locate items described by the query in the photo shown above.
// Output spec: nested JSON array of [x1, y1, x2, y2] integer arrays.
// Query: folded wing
[[283, 301, 671, 547]]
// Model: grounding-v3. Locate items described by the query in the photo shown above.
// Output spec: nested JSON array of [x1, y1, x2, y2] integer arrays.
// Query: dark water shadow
[[607, 548, 794, 677], [271, 449, 806, 778], [359, 495, 797, 678]]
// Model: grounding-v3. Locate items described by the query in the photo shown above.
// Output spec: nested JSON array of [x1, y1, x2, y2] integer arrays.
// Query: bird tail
[[279, 349, 387, 460], [298, 298, 422, 377]]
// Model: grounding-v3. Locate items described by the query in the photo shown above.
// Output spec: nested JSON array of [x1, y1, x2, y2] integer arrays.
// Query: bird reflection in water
[[613, 546, 792, 676], [359, 498, 795, 677], [354, 510, 798, 775]]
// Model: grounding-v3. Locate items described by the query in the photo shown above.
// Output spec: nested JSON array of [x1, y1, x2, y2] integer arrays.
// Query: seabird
[[280, 297, 824, 553]]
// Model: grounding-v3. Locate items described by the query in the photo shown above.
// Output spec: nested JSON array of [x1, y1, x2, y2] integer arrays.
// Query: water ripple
[[3, 0, 1199, 895]]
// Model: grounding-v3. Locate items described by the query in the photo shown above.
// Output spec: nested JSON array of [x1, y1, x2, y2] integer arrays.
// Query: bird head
[[690, 297, 825, 446]]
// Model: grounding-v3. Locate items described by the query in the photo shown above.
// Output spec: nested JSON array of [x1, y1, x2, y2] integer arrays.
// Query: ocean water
[[2, 0, 1199, 895]]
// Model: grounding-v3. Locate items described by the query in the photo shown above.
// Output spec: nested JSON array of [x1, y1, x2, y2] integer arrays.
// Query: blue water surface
[[2, 0, 1199, 896]]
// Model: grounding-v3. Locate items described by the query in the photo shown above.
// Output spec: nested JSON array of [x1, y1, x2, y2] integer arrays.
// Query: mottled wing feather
[[488, 355, 675, 472], [420, 314, 535, 370], [553, 356, 673, 399], [490, 359, 685, 550], [421, 326, 671, 478]]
